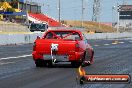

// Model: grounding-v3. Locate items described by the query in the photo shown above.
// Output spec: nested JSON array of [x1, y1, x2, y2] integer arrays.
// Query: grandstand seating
[[28, 13, 61, 27]]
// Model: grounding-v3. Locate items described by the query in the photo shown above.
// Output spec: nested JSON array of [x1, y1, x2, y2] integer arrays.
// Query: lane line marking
[[119, 42, 124, 44], [111, 43, 118, 45], [0, 40, 128, 61], [94, 45, 99, 46], [0, 54, 32, 60], [0, 62, 15, 65], [104, 44, 110, 46]]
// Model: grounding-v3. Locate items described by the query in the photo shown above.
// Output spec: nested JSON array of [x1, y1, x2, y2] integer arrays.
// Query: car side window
[[45, 32, 53, 39]]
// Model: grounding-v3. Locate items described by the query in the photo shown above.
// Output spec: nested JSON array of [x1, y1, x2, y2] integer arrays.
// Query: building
[[119, 5, 132, 32], [0, 0, 41, 13], [0, 0, 61, 27], [0, 0, 41, 23]]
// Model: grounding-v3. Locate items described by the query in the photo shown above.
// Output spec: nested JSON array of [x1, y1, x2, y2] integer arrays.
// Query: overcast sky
[[30, 0, 132, 22]]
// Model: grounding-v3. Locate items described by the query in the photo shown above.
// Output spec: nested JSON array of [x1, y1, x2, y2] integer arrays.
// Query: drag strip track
[[0, 39, 132, 88]]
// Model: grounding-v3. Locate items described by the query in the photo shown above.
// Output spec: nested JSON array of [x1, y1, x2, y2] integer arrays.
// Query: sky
[[30, 0, 132, 22]]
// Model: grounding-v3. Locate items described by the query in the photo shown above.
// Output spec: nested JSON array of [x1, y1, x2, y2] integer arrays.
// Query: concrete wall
[[0, 33, 43, 45], [85, 33, 132, 39], [0, 33, 132, 45]]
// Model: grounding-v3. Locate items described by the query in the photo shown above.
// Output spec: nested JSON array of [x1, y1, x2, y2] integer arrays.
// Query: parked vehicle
[[29, 22, 48, 32], [32, 29, 94, 67]]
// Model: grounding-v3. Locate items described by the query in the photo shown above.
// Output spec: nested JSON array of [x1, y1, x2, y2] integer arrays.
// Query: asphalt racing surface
[[0, 39, 132, 88]]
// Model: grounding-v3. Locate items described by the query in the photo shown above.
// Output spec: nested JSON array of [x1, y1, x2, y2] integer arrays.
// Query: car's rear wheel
[[71, 61, 82, 68], [47, 60, 53, 68], [83, 51, 93, 66], [35, 59, 46, 67]]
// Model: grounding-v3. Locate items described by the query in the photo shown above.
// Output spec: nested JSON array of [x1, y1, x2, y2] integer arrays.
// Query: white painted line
[[111, 43, 118, 45], [104, 44, 110, 46], [94, 45, 99, 46], [119, 42, 124, 44], [0, 62, 15, 65], [0, 54, 32, 60], [129, 41, 132, 43]]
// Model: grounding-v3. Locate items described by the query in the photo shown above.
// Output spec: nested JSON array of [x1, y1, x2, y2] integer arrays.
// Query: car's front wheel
[[71, 61, 82, 68]]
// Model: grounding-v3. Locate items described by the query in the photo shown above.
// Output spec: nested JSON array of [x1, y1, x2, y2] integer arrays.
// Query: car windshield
[[30, 23, 45, 29], [44, 31, 81, 40]]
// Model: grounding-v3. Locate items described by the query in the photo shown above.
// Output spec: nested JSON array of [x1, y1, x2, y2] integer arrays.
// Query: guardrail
[[85, 33, 132, 39], [0, 33, 132, 45], [0, 33, 43, 45]]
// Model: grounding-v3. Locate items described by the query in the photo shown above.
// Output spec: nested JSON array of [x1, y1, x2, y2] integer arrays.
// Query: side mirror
[[37, 36, 40, 39]]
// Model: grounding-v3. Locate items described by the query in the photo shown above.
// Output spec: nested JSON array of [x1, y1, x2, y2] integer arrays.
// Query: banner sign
[[0, 12, 27, 16]]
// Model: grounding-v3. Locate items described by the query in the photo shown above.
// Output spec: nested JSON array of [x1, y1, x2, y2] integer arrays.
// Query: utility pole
[[117, 7, 119, 33], [58, 0, 61, 23], [25, 0, 29, 25], [81, 0, 84, 27], [92, 0, 101, 22], [112, 6, 116, 28], [122, 0, 127, 32], [117, 3, 120, 33], [113, 4, 120, 44]]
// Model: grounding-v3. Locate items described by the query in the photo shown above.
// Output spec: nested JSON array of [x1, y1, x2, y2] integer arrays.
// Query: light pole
[[117, 11, 119, 33], [25, 0, 29, 25], [112, 5, 120, 44], [112, 5, 119, 33], [58, 0, 61, 23], [81, 0, 84, 27], [112, 6, 116, 28], [117, 4, 120, 33]]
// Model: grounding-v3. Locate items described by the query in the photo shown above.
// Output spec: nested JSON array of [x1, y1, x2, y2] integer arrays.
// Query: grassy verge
[[62, 20, 116, 33]]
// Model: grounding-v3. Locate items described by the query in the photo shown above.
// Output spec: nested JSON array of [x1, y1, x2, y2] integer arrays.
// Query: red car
[[32, 29, 94, 67]]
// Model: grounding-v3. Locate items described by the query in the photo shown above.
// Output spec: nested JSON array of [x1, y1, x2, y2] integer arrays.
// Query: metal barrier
[[0, 33, 132, 45], [0, 33, 43, 45], [85, 33, 132, 39]]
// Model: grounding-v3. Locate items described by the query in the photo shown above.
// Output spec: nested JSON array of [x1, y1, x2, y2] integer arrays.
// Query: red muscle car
[[32, 29, 94, 67]]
